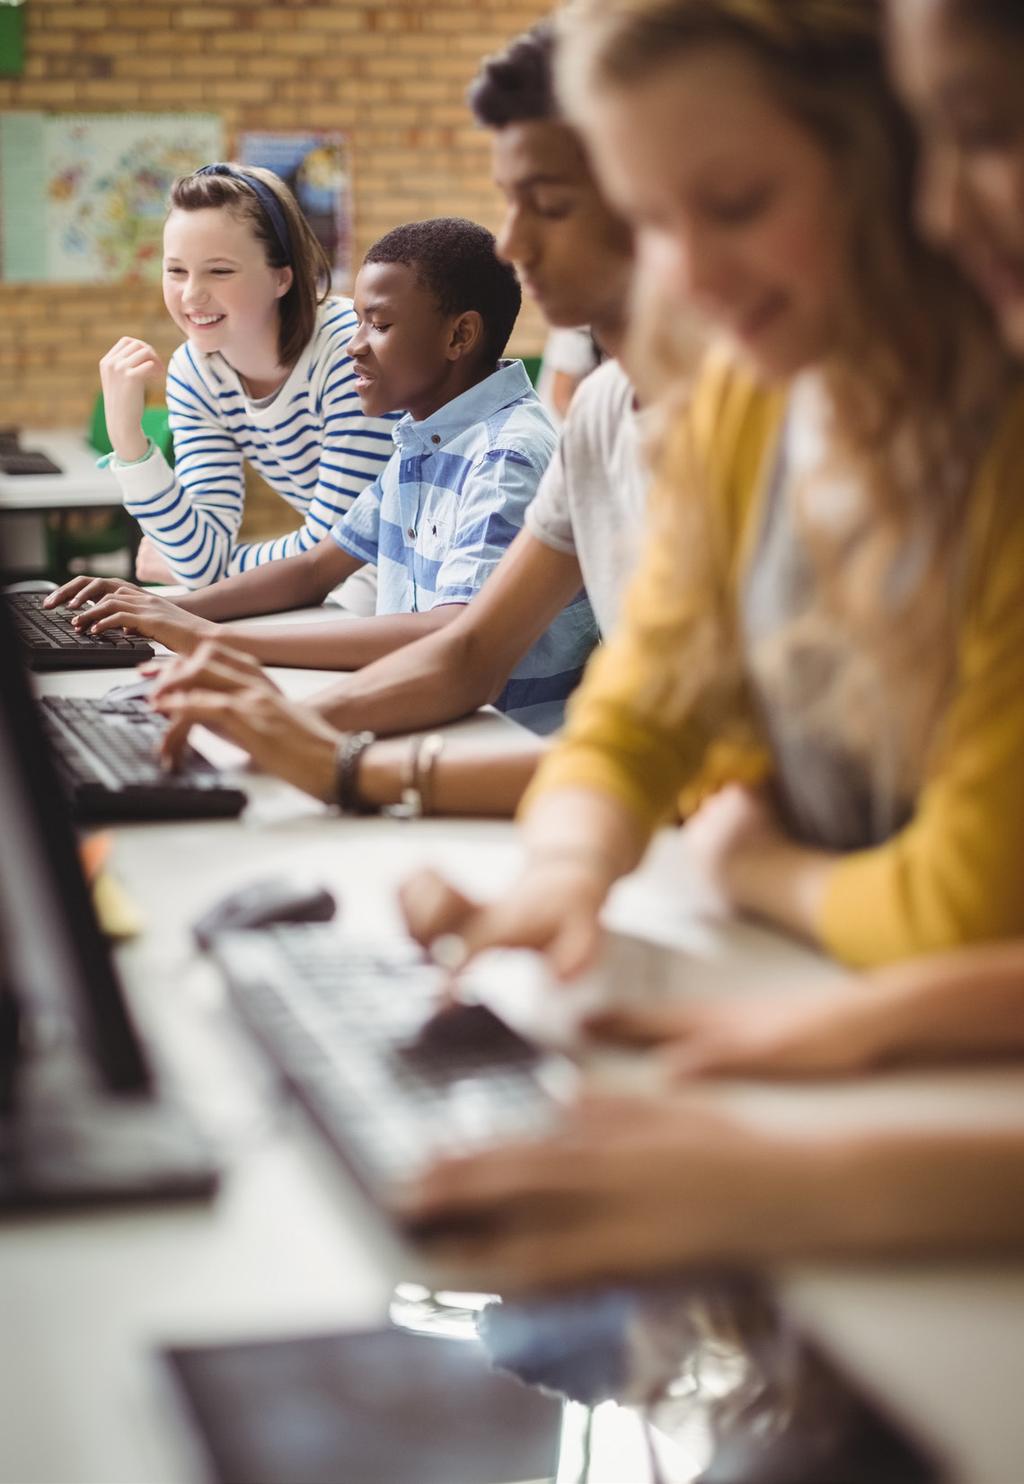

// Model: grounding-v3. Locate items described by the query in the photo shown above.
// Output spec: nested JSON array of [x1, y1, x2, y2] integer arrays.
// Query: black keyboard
[[40, 695, 247, 821], [8, 593, 154, 670], [211, 927, 570, 1208], [0, 449, 63, 476]]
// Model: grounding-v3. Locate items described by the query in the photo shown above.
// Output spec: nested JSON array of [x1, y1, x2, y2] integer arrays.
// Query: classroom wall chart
[[0, 112, 222, 283]]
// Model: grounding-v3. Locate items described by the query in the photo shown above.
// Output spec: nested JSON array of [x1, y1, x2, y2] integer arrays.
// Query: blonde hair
[[170, 165, 332, 369], [557, 0, 1014, 794]]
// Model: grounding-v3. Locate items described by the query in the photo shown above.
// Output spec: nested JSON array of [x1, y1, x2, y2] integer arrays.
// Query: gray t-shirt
[[742, 375, 913, 851], [524, 358, 649, 637]]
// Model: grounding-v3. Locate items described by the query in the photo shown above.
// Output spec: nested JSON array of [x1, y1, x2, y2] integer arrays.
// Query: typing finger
[[398, 867, 478, 950], [159, 693, 252, 764]]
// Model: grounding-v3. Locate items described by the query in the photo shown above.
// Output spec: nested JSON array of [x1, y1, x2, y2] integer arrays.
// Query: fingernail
[[429, 933, 468, 972]]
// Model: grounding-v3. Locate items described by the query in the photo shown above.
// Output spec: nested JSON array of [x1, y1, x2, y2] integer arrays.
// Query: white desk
[[0, 430, 130, 578], [0, 431, 119, 512], [2, 660, 1023, 1484]]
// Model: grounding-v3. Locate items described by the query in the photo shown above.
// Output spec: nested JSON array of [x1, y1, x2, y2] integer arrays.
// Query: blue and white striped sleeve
[[227, 310, 397, 573], [111, 345, 246, 588], [329, 472, 386, 567], [431, 445, 546, 606]]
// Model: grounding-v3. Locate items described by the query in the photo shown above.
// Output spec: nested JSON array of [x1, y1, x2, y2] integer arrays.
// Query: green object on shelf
[[88, 392, 174, 464], [0, 2, 26, 79], [520, 355, 542, 387]]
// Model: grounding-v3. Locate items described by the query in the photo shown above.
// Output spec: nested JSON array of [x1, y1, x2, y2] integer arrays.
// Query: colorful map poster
[[0, 112, 222, 283], [238, 131, 353, 288]]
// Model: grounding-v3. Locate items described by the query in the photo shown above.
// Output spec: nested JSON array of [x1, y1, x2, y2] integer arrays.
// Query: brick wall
[[0, 0, 551, 429]]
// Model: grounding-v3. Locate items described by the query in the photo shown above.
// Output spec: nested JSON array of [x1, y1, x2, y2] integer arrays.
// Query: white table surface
[[0, 430, 122, 511], [2, 643, 1023, 1484]]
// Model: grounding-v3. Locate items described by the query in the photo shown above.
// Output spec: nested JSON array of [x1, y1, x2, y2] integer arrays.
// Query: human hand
[[585, 984, 881, 1080], [70, 587, 214, 655], [397, 1093, 784, 1291], [43, 574, 143, 611], [99, 337, 165, 460], [682, 784, 787, 908], [153, 681, 341, 798], [146, 640, 281, 710], [134, 537, 176, 584], [399, 859, 608, 982]]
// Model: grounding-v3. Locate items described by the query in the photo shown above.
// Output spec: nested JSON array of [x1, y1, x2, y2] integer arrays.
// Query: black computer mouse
[[192, 876, 337, 950], [400, 1001, 538, 1066]]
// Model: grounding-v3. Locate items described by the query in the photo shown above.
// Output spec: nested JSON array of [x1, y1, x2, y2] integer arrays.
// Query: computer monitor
[[0, 592, 149, 1091], [0, 589, 217, 1206]]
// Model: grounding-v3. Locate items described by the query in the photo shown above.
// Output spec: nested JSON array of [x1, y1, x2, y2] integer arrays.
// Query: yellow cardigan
[[524, 354, 1024, 966]]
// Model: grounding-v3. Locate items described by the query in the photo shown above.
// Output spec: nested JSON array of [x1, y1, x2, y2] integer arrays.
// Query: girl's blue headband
[[193, 163, 293, 266]]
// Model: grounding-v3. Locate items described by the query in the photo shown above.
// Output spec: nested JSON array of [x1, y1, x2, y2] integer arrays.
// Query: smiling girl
[[401, 0, 1024, 974], [393, 0, 1024, 1291], [98, 164, 395, 593]]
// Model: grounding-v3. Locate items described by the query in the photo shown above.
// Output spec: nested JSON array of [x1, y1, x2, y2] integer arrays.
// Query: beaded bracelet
[[334, 730, 378, 814]]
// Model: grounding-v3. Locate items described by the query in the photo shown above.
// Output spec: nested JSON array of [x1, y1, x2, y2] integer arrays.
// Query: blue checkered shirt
[[330, 360, 598, 733]]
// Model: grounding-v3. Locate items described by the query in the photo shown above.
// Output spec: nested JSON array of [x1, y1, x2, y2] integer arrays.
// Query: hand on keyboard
[[45, 574, 143, 611], [396, 1092, 755, 1290], [153, 666, 338, 801], [399, 863, 608, 985], [148, 641, 281, 709], [71, 588, 217, 656]]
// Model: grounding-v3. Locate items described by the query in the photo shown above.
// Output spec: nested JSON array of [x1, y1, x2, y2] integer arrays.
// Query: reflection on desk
[[0, 658, 1022, 1484]]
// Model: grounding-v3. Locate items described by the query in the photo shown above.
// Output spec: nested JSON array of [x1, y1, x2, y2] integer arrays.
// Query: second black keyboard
[[9, 593, 154, 670], [40, 695, 247, 821], [211, 926, 571, 1208]]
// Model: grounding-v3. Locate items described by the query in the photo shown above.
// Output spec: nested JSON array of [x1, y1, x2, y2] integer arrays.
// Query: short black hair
[[468, 23, 559, 127], [363, 217, 522, 368]]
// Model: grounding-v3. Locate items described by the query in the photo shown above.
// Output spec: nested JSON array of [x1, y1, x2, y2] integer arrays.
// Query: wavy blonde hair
[[557, 0, 1015, 798]]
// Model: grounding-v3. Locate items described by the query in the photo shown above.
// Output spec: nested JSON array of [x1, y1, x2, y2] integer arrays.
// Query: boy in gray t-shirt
[[524, 358, 648, 637]]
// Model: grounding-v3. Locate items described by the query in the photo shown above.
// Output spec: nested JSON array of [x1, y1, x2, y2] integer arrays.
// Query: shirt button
[[430, 434, 441, 444], [407, 526, 416, 538]]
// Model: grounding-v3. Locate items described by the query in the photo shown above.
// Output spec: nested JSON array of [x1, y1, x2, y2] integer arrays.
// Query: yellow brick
[[45, 6, 109, 29], [241, 56, 297, 79], [297, 8, 363, 30], [22, 33, 69, 54], [391, 33, 461, 55], [18, 81, 82, 105], [209, 32, 266, 52], [208, 78, 272, 102], [81, 31, 141, 53], [271, 32, 334, 54], [119, 55, 178, 77], [361, 55, 424, 78], [101, 1, 174, 19], [175, 8, 237, 28], [142, 81, 208, 102], [78, 79, 143, 101]]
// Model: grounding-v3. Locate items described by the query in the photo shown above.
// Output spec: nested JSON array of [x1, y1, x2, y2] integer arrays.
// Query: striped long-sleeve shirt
[[108, 298, 398, 587]]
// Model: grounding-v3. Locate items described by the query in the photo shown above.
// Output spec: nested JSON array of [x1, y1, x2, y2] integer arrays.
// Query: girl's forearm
[[819, 1128, 1024, 1257], [861, 944, 1024, 1061], [731, 837, 835, 944], [706, 1127, 1024, 1262], [521, 786, 649, 891]]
